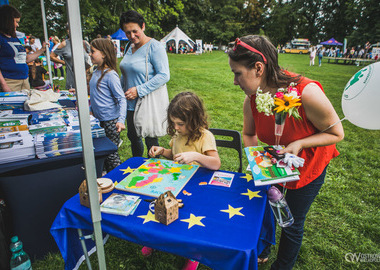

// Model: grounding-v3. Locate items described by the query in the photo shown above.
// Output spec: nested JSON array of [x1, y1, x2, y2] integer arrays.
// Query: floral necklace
[[255, 82, 302, 145]]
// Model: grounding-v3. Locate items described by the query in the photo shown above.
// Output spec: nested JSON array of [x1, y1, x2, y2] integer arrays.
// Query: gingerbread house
[[79, 180, 103, 208], [155, 191, 179, 225]]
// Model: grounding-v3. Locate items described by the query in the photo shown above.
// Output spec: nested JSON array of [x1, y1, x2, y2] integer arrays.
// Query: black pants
[[53, 66, 64, 77]]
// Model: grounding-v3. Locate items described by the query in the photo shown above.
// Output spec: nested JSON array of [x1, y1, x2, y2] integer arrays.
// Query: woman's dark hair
[[119, 10, 145, 30], [30, 62, 37, 80], [227, 35, 300, 88], [0, 5, 21, 38], [90, 38, 118, 90], [167, 92, 209, 145]]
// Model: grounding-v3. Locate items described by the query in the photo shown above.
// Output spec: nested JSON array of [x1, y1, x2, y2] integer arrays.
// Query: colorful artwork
[[115, 158, 199, 197], [244, 146, 300, 186]]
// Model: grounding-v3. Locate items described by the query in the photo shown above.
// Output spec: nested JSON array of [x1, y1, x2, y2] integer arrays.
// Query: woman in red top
[[228, 35, 344, 269]]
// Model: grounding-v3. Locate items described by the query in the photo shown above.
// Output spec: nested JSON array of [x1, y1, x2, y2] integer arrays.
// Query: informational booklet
[[0, 131, 35, 164], [244, 145, 300, 186], [208, 171, 234, 187], [100, 193, 141, 216]]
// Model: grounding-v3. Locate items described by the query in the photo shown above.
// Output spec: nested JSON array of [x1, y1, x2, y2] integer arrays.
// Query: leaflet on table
[[35, 132, 82, 144], [244, 145, 300, 186], [0, 91, 28, 97], [0, 120, 21, 127], [0, 131, 35, 164], [0, 110, 31, 123], [36, 146, 83, 158], [0, 124, 29, 133], [0, 104, 24, 110], [0, 131, 33, 148], [0, 131, 24, 140], [208, 171, 234, 187], [0, 95, 28, 103], [100, 193, 141, 216], [58, 90, 77, 101], [34, 132, 87, 158], [28, 120, 67, 135], [29, 109, 69, 125]]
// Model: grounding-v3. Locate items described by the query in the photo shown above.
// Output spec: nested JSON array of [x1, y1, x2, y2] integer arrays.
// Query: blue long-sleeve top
[[89, 69, 127, 123], [119, 38, 170, 111]]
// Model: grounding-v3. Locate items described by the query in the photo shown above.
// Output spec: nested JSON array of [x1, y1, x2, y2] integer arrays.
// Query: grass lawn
[[33, 52, 380, 269]]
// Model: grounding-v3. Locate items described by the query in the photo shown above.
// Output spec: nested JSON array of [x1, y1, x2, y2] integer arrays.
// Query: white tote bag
[[134, 40, 169, 138]]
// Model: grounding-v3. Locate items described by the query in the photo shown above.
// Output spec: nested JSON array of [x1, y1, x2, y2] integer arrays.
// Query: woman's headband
[[233, 38, 267, 64]]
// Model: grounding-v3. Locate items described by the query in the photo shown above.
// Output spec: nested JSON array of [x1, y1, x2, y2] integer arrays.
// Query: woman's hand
[[41, 41, 48, 52], [125, 87, 138, 100], [116, 122, 125, 133], [1, 84, 11, 92], [0, 71, 11, 92], [278, 140, 303, 155], [149, 146, 165, 157]]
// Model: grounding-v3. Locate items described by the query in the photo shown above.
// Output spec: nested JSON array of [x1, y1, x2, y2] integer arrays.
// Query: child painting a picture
[[146, 91, 221, 270], [89, 38, 127, 172]]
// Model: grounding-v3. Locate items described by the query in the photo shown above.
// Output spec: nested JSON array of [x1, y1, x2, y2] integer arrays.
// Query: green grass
[[33, 52, 380, 269]]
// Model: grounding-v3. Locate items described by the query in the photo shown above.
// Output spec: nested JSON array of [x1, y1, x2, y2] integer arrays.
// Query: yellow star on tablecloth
[[137, 211, 159, 224], [169, 167, 182, 173], [220, 205, 245, 219], [241, 189, 262, 200], [181, 214, 206, 229], [120, 167, 135, 175], [240, 174, 253, 182]]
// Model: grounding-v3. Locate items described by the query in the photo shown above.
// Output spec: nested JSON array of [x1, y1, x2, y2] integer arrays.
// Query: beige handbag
[[133, 40, 169, 138]]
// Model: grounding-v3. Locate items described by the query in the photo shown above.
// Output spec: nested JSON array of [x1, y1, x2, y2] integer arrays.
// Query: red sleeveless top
[[250, 75, 339, 189]]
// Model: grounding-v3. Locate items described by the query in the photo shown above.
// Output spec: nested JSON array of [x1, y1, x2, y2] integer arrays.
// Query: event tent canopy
[[160, 26, 195, 54], [111, 28, 128, 41], [320, 38, 343, 46]]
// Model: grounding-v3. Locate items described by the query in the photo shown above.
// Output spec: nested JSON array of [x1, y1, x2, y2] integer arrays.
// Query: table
[[51, 157, 275, 270], [0, 136, 117, 261], [325, 56, 376, 66]]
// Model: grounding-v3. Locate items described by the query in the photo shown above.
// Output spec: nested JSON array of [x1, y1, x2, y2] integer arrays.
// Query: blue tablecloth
[[51, 157, 275, 270]]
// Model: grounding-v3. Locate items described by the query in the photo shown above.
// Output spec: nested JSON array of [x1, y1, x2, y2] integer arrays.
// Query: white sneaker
[[53, 77, 58, 80], [59, 77, 64, 80]]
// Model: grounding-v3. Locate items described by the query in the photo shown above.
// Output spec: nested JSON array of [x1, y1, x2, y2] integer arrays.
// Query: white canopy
[[160, 26, 195, 54]]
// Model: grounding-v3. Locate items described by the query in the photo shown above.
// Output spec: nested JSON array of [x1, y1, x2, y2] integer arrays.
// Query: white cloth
[[24, 89, 62, 111]]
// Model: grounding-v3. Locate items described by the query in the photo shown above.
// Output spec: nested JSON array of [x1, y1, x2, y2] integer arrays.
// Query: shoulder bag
[[133, 40, 169, 138]]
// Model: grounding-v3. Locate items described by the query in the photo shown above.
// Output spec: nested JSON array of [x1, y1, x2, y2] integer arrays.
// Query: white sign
[[196, 39, 203, 54], [112, 39, 121, 58], [372, 47, 380, 60]]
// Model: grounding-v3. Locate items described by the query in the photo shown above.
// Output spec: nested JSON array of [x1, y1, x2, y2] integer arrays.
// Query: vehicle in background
[[284, 38, 311, 54]]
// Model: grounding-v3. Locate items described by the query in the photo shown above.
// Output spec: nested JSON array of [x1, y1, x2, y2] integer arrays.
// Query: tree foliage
[[8, 0, 378, 48]]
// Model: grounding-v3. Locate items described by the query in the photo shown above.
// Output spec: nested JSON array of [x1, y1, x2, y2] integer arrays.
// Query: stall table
[[0, 136, 117, 261], [51, 157, 276, 270]]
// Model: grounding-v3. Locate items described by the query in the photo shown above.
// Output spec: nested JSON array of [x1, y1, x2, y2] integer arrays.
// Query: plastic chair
[[209, 128, 243, 173]]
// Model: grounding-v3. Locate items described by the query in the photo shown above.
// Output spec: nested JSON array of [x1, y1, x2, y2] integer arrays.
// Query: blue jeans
[[260, 166, 327, 270], [126, 110, 159, 157]]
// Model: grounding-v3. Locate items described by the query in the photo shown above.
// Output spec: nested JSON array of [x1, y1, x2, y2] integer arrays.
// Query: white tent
[[160, 26, 195, 54]]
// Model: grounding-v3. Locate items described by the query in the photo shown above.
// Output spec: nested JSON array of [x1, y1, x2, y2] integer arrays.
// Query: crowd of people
[[1, 4, 348, 270]]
